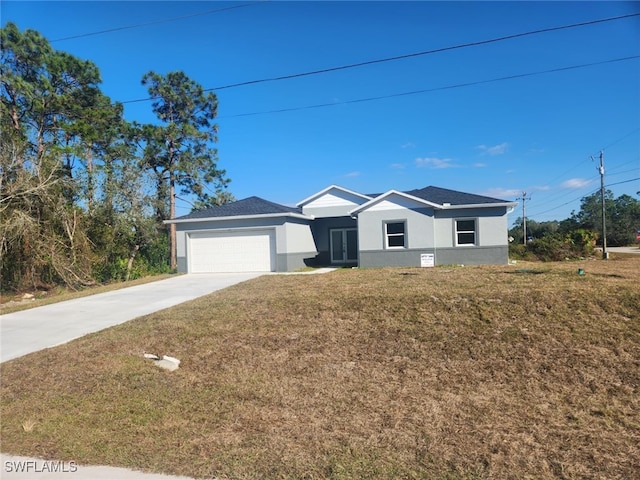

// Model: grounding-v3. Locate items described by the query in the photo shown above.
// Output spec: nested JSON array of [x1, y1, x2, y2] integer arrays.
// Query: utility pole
[[516, 192, 531, 245], [593, 151, 608, 259]]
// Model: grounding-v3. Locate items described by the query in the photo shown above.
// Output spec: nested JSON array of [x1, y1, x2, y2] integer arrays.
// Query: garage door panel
[[189, 230, 275, 273]]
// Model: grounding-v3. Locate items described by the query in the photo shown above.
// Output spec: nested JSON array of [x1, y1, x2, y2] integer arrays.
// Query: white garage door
[[189, 230, 276, 273]]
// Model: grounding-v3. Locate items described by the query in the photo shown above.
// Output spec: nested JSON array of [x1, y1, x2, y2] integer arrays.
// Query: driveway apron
[[0, 273, 262, 363]]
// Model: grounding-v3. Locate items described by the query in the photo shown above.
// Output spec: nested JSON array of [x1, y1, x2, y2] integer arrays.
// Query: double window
[[385, 221, 406, 248], [455, 219, 477, 246]]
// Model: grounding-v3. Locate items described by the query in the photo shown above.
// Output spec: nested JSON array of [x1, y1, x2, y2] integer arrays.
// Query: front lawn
[[1, 258, 639, 479]]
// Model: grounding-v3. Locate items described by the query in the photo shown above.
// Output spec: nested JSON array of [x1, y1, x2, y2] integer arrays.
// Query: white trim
[[351, 190, 517, 216], [350, 190, 441, 216], [441, 202, 517, 209], [165, 212, 313, 224], [384, 220, 407, 249], [296, 184, 372, 207], [454, 218, 478, 247]]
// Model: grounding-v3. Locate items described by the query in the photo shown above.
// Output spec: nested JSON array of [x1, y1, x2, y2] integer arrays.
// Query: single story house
[[166, 185, 517, 273]]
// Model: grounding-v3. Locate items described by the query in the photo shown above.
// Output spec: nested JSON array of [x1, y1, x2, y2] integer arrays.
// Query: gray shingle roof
[[175, 187, 512, 221], [174, 196, 302, 220], [404, 186, 510, 205]]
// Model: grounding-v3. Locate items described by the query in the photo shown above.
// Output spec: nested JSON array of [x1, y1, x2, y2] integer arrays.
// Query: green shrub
[[567, 229, 597, 256], [528, 235, 574, 261], [510, 229, 599, 262], [509, 243, 536, 261]]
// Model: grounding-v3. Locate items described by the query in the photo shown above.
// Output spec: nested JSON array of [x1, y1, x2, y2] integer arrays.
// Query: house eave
[[349, 189, 442, 215], [349, 190, 518, 216], [440, 202, 518, 210], [296, 184, 373, 207], [164, 212, 314, 225]]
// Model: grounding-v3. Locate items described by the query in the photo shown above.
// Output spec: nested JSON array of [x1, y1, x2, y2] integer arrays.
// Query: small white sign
[[420, 253, 435, 268]]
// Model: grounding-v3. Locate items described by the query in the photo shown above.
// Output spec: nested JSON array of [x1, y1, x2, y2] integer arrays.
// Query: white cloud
[[401, 142, 416, 149], [561, 178, 593, 189], [482, 185, 551, 199], [390, 163, 406, 169], [477, 142, 509, 156], [473, 162, 488, 168], [344, 171, 361, 178], [415, 157, 458, 169], [481, 188, 522, 199]]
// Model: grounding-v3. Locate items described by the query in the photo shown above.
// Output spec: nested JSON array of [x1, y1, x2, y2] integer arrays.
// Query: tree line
[[1, 23, 232, 291], [2, 23, 638, 292], [509, 190, 640, 261]]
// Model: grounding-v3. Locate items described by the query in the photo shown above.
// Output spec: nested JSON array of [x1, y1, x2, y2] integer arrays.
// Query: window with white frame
[[385, 221, 406, 248], [455, 219, 476, 246]]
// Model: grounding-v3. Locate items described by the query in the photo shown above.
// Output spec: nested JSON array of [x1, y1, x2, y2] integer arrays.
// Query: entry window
[[385, 221, 406, 248], [456, 219, 477, 246]]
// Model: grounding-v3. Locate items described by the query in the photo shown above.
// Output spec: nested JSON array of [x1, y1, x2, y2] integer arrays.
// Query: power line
[[608, 167, 640, 178], [120, 12, 640, 104], [528, 189, 598, 218], [50, 1, 268, 43], [597, 127, 640, 153], [208, 12, 640, 91], [527, 177, 598, 210], [218, 56, 639, 118], [532, 133, 639, 210], [607, 177, 640, 187], [528, 178, 640, 218], [526, 164, 639, 217]]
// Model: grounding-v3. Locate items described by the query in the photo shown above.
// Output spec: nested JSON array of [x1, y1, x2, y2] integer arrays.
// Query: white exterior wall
[[302, 190, 369, 218]]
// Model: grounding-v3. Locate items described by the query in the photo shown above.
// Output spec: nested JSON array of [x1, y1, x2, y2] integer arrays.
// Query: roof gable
[[173, 196, 302, 221], [350, 190, 439, 215], [350, 186, 515, 216], [296, 185, 371, 208]]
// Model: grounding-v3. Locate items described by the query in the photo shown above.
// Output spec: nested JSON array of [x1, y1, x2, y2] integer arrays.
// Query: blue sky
[[3, 1, 639, 222]]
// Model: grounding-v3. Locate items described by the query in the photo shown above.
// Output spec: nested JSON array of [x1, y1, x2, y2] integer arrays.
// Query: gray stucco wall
[[434, 207, 509, 248], [357, 205, 510, 267], [359, 245, 509, 268], [357, 207, 435, 250], [276, 252, 316, 271], [433, 245, 509, 265], [281, 218, 318, 270]]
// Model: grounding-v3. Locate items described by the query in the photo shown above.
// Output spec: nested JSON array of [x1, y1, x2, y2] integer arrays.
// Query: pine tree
[[141, 71, 231, 269]]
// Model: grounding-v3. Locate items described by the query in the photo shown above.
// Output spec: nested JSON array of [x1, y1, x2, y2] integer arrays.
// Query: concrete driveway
[[607, 246, 640, 254], [0, 273, 262, 363]]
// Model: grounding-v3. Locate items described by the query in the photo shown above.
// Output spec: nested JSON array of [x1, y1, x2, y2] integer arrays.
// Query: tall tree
[[141, 71, 231, 269], [1, 23, 155, 289], [571, 190, 640, 246], [1, 23, 102, 288]]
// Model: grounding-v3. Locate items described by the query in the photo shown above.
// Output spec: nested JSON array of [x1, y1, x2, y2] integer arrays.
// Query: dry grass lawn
[[1, 258, 639, 479]]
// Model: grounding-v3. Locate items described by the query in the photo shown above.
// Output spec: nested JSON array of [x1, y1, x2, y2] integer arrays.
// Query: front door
[[330, 228, 358, 264]]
